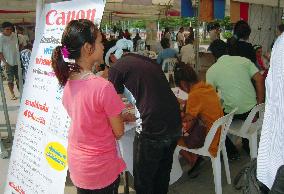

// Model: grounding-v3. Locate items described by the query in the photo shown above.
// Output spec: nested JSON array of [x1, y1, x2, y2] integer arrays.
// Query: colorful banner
[[240, 2, 249, 21], [181, 0, 194, 17], [199, 0, 214, 22], [230, 0, 250, 23], [230, 0, 240, 23], [4, 1, 105, 194], [214, 0, 225, 19]]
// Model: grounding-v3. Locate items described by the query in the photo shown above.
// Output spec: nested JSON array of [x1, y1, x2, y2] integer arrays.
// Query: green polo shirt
[[206, 55, 259, 114]]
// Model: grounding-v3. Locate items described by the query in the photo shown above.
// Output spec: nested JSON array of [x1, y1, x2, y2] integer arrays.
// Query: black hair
[[51, 19, 99, 87], [233, 20, 251, 40], [2, 22, 13, 29], [160, 37, 170, 49], [174, 62, 198, 87], [207, 22, 220, 32], [278, 24, 284, 33], [227, 20, 251, 56], [165, 27, 170, 32], [209, 39, 227, 59]]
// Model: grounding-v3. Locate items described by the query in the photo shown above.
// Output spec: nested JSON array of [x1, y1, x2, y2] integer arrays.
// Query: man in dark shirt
[[109, 53, 181, 194]]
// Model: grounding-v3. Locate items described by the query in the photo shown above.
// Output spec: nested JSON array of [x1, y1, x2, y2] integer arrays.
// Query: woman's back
[[186, 81, 223, 156], [62, 76, 126, 189]]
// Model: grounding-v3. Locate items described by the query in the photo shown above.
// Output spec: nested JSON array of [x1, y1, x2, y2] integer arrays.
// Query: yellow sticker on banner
[[45, 142, 67, 171]]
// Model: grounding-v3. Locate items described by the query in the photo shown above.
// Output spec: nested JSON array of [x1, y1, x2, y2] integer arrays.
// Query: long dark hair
[[51, 19, 99, 87]]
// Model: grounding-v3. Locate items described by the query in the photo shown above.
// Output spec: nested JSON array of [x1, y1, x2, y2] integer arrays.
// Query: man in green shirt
[[206, 39, 264, 159]]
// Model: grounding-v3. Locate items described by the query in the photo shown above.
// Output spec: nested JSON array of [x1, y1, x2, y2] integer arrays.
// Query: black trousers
[[76, 176, 120, 194], [133, 133, 178, 194]]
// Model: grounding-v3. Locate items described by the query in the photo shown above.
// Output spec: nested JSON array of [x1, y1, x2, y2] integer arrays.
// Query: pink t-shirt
[[62, 75, 126, 189]]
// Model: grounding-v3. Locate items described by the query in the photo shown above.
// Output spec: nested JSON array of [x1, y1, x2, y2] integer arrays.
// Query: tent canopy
[[0, 0, 178, 24], [0, 0, 283, 25]]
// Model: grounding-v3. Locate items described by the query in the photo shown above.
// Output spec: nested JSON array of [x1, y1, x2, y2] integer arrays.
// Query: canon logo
[[46, 9, 96, 25]]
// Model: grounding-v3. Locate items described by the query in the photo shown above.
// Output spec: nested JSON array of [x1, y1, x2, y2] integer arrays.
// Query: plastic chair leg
[[211, 157, 222, 194], [249, 134, 258, 159], [221, 146, 231, 184]]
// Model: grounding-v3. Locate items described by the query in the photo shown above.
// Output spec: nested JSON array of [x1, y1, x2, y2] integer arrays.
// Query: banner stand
[[0, 68, 13, 142]]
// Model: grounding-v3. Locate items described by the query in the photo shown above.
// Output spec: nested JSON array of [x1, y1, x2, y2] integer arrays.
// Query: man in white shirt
[[176, 27, 185, 53], [0, 22, 20, 100], [257, 33, 284, 191]]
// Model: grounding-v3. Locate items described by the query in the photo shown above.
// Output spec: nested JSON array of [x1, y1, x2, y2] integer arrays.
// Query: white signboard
[[4, 1, 105, 194]]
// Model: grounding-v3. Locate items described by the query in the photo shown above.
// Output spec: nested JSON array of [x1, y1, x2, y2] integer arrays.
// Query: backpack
[[233, 159, 264, 194]]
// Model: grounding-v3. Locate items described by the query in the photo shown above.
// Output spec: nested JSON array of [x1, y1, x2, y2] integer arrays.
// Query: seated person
[[157, 37, 178, 65], [206, 39, 265, 159], [180, 37, 195, 66], [253, 45, 269, 78], [175, 63, 224, 177]]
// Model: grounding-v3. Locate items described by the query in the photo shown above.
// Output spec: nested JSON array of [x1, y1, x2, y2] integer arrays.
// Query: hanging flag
[[181, 0, 194, 17], [240, 2, 249, 21], [230, 0, 240, 23], [214, 0, 225, 19], [199, 0, 214, 22]]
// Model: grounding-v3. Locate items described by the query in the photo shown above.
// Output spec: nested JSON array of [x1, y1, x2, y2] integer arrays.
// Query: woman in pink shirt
[[51, 19, 126, 194]]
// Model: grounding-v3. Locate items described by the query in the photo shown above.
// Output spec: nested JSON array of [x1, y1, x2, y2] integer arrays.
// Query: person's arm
[[101, 81, 125, 139], [0, 36, 8, 65], [157, 53, 162, 64], [183, 92, 200, 133], [109, 114, 124, 139], [252, 72, 265, 104], [0, 53, 5, 62]]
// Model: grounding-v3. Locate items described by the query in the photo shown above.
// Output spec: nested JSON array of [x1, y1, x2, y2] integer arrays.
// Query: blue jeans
[[133, 133, 178, 194]]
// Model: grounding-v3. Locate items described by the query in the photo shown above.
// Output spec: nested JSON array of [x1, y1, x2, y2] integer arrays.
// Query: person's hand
[[122, 112, 136, 123]]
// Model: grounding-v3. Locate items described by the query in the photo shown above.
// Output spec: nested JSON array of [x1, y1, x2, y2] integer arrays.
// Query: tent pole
[[278, 0, 281, 22], [194, 0, 200, 73], [0, 65, 13, 142]]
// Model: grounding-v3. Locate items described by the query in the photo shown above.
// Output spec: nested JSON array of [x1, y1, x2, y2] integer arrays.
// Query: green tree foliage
[[158, 17, 197, 29], [131, 20, 146, 29]]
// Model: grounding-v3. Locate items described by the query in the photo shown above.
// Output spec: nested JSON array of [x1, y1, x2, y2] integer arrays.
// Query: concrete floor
[[0, 81, 245, 194]]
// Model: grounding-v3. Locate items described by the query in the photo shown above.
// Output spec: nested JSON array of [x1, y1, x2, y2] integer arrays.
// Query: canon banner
[[4, 1, 105, 194]]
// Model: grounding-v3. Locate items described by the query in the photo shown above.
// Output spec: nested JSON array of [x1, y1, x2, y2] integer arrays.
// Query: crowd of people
[[1, 17, 284, 194]]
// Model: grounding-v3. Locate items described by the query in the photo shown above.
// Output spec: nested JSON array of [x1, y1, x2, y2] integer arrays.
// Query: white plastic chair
[[162, 58, 177, 82], [228, 103, 265, 159], [162, 58, 178, 73], [176, 108, 238, 194]]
